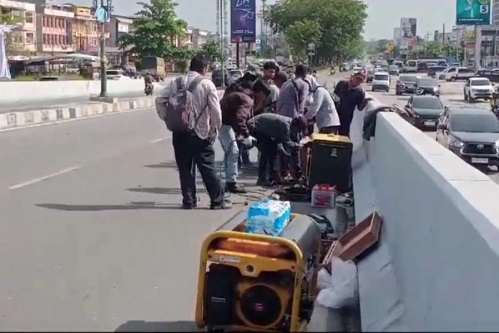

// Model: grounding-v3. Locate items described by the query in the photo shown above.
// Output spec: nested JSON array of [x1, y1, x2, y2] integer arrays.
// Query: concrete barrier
[[0, 78, 174, 103], [351, 100, 499, 330], [0, 96, 155, 130]]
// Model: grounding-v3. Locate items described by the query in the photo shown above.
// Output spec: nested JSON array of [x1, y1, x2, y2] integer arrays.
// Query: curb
[[0, 97, 155, 130]]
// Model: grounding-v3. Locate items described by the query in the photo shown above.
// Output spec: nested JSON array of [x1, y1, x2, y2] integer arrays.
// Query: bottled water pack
[[246, 199, 291, 236]]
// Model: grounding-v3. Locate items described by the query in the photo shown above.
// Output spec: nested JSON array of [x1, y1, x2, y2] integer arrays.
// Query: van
[[372, 72, 390, 92]]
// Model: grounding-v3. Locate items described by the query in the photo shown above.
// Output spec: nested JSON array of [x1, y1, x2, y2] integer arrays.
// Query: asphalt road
[[356, 73, 499, 184], [0, 102, 268, 330]]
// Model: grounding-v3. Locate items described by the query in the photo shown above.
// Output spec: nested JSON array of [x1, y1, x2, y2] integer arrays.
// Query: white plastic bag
[[316, 256, 358, 309], [317, 267, 332, 290], [308, 302, 344, 332]]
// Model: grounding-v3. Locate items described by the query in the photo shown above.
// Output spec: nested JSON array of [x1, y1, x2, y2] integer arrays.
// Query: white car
[[371, 72, 390, 92], [445, 67, 476, 81], [436, 67, 451, 80], [104, 69, 131, 80], [463, 77, 494, 102]]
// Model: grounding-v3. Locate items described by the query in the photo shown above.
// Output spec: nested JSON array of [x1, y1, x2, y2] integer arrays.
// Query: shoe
[[181, 202, 197, 210], [226, 182, 247, 194], [256, 178, 273, 187], [210, 199, 233, 210]]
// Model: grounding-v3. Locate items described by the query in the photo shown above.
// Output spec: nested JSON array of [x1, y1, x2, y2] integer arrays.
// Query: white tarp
[[0, 25, 22, 79]]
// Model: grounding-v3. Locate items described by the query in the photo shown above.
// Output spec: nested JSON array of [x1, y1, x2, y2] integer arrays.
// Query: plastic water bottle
[[246, 199, 291, 236]]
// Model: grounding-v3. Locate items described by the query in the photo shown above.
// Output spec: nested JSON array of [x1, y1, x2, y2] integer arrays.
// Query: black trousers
[[172, 132, 224, 206], [255, 134, 278, 181], [338, 115, 353, 137]]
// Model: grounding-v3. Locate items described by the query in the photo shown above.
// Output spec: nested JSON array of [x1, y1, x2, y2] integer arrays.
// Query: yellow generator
[[195, 211, 322, 332]]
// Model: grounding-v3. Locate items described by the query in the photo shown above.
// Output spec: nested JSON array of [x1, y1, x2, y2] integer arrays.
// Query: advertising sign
[[231, 0, 256, 43], [400, 18, 417, 39], [456, 0, 491, 25]]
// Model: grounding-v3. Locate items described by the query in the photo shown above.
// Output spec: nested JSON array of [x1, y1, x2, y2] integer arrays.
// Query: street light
[[93, 0, 112, 98]]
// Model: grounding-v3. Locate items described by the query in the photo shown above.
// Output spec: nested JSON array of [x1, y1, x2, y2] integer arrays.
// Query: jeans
[[172, 132, 224, 206], [255, 134, 278, 181], [218, 125, 239, 183]]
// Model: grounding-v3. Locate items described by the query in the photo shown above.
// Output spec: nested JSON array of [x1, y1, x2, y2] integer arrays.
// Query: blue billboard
[[456, 0, 491, 25], [230, 0, 256, 43]]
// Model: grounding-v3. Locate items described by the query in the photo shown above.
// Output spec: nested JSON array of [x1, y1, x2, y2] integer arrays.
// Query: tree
[[119, 0, 187, 58], [198, 41, 221, 62], [266, 0, 367, 64], [283, 19, 322, 61], [0, 13, 27, 56]]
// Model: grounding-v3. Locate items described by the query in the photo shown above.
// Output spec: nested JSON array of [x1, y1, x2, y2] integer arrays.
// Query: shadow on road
[[36, 201, 187, 211], [144, 161, 178, 169], [127, 186, 207, 195], [115, 320, 201, 332]]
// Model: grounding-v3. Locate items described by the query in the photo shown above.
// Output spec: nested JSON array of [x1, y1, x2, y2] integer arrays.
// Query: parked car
[[463, 77, 494, 102], [371, 72, 390, 92], [437, 67, 452, 80], [445, 67, 476, 81], [427, 65, 447, 78], [415, 77, 440, 96], [395, 74, 419, 95], [404, 95, 445, 129], [436, 107, 499, 167]]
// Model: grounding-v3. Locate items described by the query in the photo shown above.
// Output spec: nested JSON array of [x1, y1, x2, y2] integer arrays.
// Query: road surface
[[0, 98, 266, 331], [364, 74, 499, 184]]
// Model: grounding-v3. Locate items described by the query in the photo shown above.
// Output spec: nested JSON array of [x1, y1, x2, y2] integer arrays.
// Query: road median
[[0, 96, 155, 130]]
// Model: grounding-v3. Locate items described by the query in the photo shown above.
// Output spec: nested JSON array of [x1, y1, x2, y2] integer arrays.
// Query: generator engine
[[195, 212, 322, 332]]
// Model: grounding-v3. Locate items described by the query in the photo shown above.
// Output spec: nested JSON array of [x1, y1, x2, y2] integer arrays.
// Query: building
[[0, 0, 37, 53], [177, 27, 211, 49], [494, 0, 499, 25], [71, 6, 98, 53], [36, 4, 74, 54], [106, 14, 133, 48]]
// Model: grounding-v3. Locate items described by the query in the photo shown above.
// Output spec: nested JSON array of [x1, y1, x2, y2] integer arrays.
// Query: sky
[[60, 0, 458, 40]]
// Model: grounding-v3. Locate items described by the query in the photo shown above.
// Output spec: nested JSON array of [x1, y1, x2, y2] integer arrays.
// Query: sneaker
[[210, 199, 233, 210], [181, 202, 197, 210], [226, 182, 247, 194]]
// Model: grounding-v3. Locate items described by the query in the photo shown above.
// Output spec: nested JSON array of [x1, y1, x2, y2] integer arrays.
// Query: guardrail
[[351, 96, 499, 331]]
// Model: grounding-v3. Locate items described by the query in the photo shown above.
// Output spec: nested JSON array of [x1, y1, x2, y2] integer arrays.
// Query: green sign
[[456, 0, 491, 25]]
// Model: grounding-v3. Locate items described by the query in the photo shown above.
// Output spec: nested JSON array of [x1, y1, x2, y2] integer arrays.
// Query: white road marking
[[150, 137, 168, 143], [8, 166, 82, 190], [0, 107, 153, 134]]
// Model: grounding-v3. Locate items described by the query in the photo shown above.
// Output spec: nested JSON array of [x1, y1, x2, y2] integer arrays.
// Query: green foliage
[[284, 19, 322, 61], [0, 12, 29, 56], [266, 0, 367, 63], [198, 41, 222, 62], [118, 0, 187, 58]]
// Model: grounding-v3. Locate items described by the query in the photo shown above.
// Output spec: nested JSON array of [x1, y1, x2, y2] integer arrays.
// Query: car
[[227, 69, 244, 85], [371, 72, 390, 92], [366, 69, 375, 83], [427, 65, 447, 78], [445, 67, 476, 81], [436, 107, 499, 167], [415, 77, 440, 96], [437, 67, 451, 80], [388, 65, 399, 76], [104, 69, 131, 80], [404, 95, 445, 129], [211, 69, 228, 88], [464, 77, 494, 102], [395, 74, 419, 95]]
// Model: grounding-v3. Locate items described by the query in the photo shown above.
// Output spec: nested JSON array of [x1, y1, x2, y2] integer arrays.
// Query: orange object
[[217, 238, 292, 258]]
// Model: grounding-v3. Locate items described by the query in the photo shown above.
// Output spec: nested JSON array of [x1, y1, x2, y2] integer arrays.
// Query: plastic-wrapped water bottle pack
[[246, 199, 291, 236]]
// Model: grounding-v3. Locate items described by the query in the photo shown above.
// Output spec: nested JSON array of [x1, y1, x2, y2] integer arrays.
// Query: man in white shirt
[[165, 55, 231, 210], [306, 79, 341, 134]]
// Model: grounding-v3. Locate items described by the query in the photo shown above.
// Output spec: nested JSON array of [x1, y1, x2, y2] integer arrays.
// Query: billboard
[[393, 27, 401, 44], [400, 18, 417, 38], [456, 0, 491, 25], [230, 0, 256, 43]]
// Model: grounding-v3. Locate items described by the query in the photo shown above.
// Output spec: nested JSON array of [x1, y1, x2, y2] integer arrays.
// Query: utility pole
[[93, 0, 112, 98]]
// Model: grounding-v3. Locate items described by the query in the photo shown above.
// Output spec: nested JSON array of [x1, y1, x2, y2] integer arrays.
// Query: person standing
[[219, 80, 256, 194], [334, 71, 370, 137], [156, 55, 231, 210], [306, 79, 341, 134]]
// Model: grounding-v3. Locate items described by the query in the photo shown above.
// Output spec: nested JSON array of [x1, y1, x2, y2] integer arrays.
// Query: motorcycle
[[144, 83, 154, 96], [330, 68, 336, 75]]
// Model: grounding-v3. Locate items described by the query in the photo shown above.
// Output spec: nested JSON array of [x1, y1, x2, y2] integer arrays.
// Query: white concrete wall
[[355, 107, 499, 331], [0, 79, 174, 103]]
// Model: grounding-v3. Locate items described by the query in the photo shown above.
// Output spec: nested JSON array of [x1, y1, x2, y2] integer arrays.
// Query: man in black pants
[[169, 55, 231, 210]]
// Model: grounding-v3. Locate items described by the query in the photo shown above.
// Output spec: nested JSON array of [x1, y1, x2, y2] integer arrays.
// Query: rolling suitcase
[[307, 133, 353, 193]]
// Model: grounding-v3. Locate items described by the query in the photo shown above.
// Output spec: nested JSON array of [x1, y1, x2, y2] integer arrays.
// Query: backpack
[[159, 75, 206, 133]]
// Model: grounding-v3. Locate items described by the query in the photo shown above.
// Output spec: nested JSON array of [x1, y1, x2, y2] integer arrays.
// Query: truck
[[140, 56, 166, 81]]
